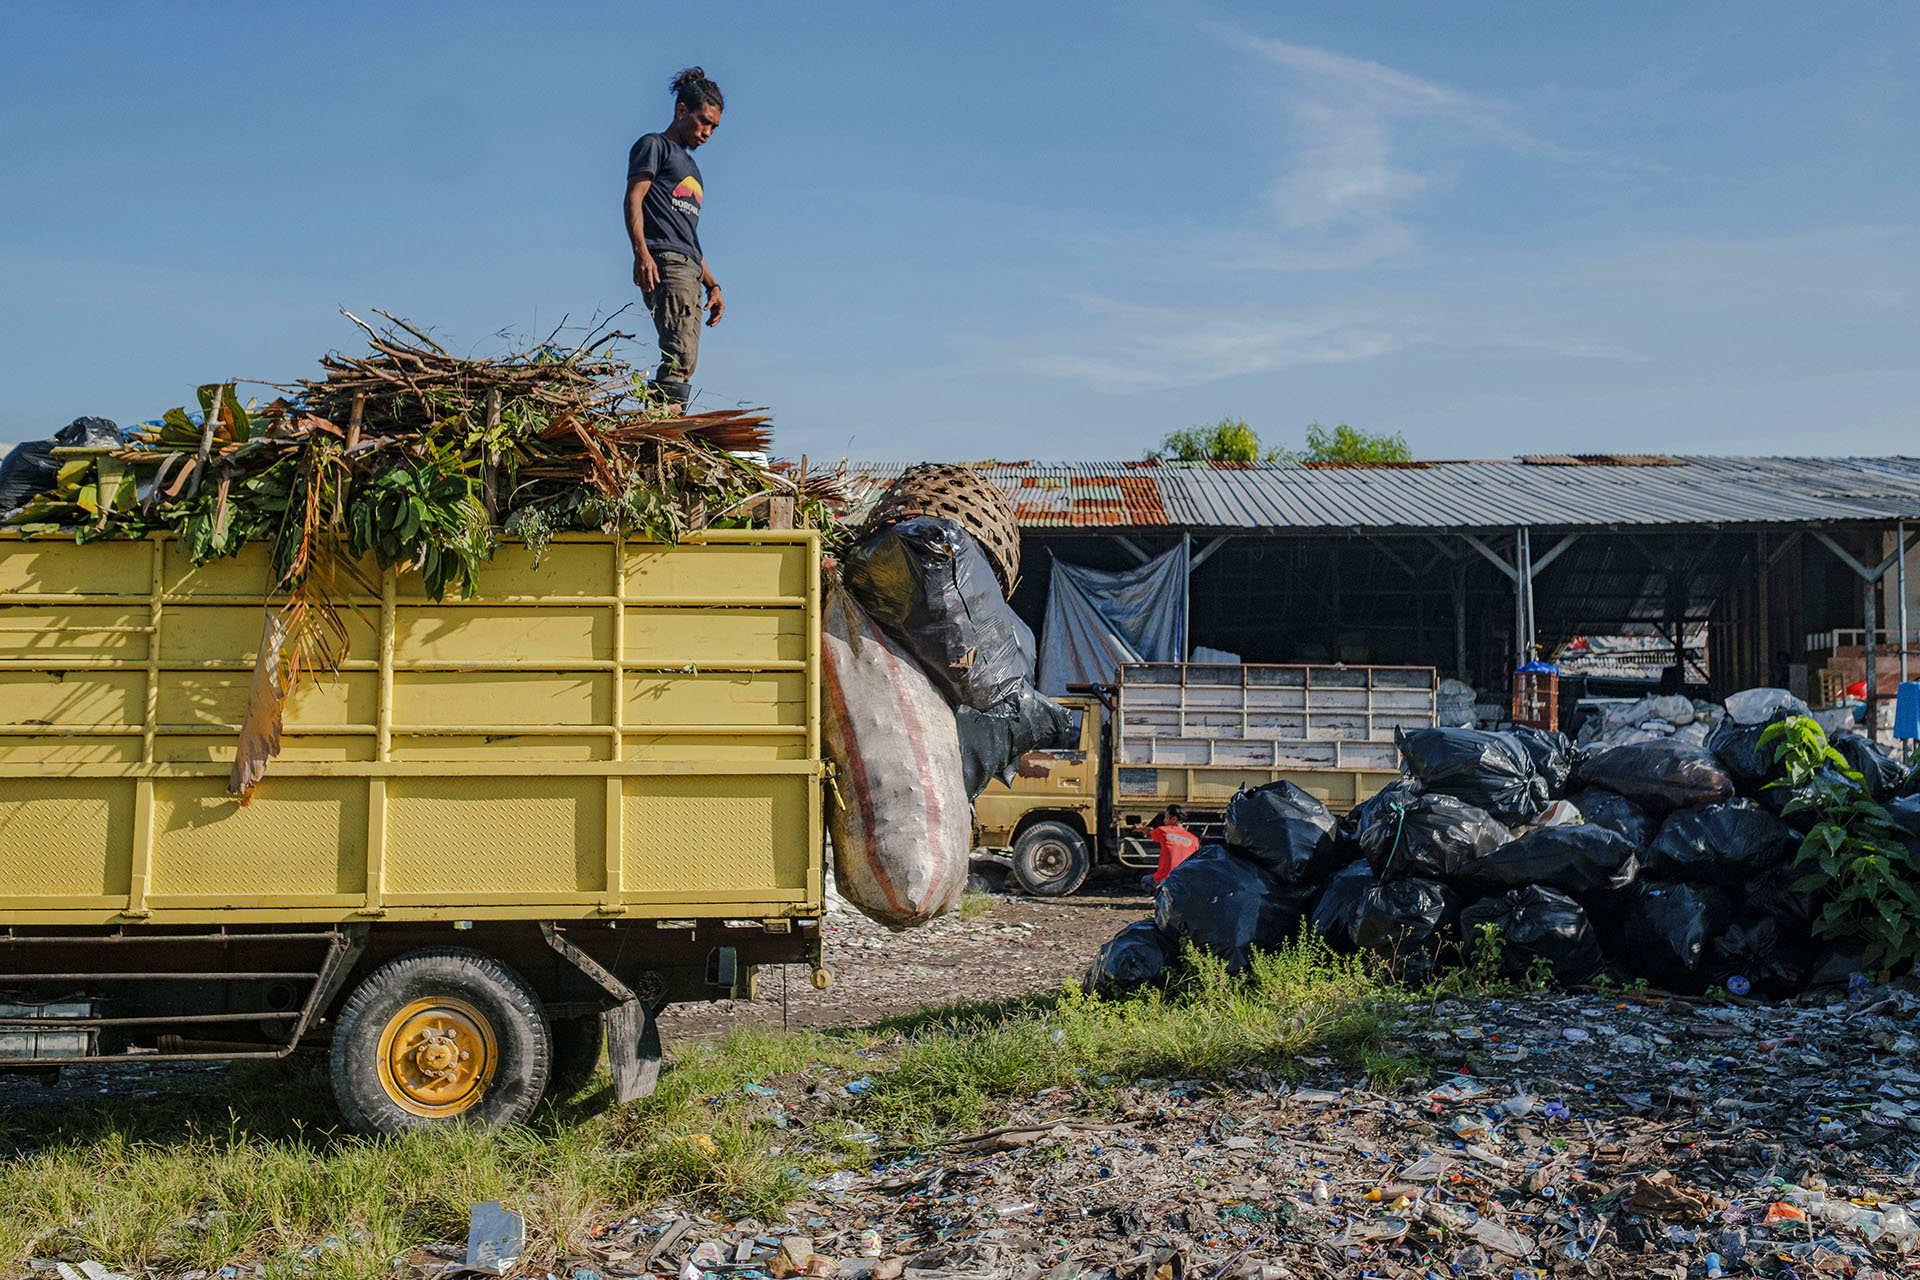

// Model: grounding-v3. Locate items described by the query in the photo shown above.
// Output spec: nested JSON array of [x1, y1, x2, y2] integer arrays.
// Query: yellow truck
[[974, 661, 1437, 894], [0, 530, 824, 1132]]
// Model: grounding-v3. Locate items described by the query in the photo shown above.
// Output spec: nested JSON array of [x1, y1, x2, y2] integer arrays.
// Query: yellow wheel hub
[[376, 996, 498, 1118]]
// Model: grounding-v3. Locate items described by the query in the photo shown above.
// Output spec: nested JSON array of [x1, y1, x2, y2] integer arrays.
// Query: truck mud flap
[[540, 923, 660, 1104], [602, 999, 661, 1104]]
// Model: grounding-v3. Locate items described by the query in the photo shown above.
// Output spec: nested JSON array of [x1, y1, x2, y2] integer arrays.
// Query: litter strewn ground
[[584, 983, 1920, 1280]]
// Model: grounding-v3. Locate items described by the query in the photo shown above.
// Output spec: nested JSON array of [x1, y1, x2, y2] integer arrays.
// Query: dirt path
[[658, 872, 1150, 1040]]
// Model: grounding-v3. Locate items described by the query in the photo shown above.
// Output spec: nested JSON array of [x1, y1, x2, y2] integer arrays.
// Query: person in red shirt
[[1149, 805, 1201, 885]]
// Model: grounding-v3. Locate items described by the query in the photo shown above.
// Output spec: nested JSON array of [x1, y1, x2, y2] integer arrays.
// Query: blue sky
[[2, 1, 1916, 461]]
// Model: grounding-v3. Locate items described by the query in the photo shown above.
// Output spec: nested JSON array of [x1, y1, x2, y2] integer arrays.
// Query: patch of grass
[[0, 938, 1405, 1273], [0, 1027, 863, 1275], [957, 889, 994, 922], [864, 934, 1398, 1136]]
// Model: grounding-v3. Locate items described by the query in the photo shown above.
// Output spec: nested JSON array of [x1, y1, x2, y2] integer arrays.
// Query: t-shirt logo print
[[670, 175, 703, 216]]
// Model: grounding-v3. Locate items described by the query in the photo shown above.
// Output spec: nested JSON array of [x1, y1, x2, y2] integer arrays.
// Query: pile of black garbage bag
[[841, 515, 1077, 797], [1088, 690, 1914, 999]]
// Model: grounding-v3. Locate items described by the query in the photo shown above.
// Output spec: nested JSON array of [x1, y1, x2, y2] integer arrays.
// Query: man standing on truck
[[1149, 805, 1200, 885], [625, 67, 726, 410]]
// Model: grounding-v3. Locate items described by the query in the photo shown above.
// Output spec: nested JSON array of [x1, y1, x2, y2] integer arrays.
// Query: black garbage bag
[[1459, 885, 1605, 985], [1832, 734, 1906, 802], [1455, 824, 1640, 902], [1807, 944, 1871, 989], [1349, 876, 1462, 980], [1509, 726, 1578, 798], [1084, 920, 1173, 993], [1569, 787, 1657, 849], [1224, 781, 1341, 885], [1154, 846, 1310, 973], [1395, 727, 1548, 824], [1575, 742, 1735, 814], [1307, 859, 1376, 952], [0, 416, 122, 513], [956, 690, 1078, 798], [1706, 715, 1796, 795], [1760, 765, 1860, 832], [1354, 790, 1510, 881], [1344, 780, 1423, 838], [1644, 799, 1798, 886], [841, 516, 1032, 711], [1886, 794, 1920, 846], [1893, 764, 1920, 801], [1739, 861, 1822, 941], [1707, 916, 1813, 997], [1620, 880, 1734, 992]]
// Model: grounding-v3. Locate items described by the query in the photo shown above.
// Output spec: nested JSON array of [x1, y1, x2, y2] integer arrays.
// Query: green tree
[[1300, 422, 1411, 464], [1148, 417, 1273, 463]]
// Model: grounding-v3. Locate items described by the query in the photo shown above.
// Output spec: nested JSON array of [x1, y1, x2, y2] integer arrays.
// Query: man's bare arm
[[700, 259, 724, 326], [625, 178, 658, 292]]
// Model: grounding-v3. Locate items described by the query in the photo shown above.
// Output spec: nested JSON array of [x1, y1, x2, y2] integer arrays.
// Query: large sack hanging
[[822, 585, 969, 929], [840, 515, 1034, 712]]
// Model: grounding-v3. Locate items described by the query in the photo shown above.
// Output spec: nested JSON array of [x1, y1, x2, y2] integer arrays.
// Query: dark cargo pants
[[644, 250, 704, 385]]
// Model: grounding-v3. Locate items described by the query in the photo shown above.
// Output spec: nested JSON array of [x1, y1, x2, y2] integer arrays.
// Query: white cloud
[[1221, 29, 1532, 245], [1025, 295, 1404, 391]]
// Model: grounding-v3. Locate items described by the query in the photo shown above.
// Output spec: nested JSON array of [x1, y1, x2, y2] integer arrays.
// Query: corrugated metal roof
[[847, 456, 1920, 532]]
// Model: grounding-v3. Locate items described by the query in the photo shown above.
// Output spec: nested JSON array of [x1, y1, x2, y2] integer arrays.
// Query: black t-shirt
[[626, 131, 704, 263]]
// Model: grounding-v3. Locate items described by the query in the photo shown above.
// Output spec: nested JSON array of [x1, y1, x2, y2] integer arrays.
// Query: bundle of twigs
[[297, 310, 635, 436]]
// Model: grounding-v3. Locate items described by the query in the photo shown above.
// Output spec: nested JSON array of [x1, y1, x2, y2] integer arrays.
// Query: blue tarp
[[1036, 543, 1187, 696]]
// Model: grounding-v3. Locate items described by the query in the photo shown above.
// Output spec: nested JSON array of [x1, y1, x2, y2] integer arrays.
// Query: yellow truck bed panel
[[0, 531, 823, 924]]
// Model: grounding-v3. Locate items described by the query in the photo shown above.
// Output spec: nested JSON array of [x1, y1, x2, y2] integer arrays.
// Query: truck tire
[[1012, 821, 1091, 897], [549, 1014, 605, 1095], [330, 948, 551, 1135]]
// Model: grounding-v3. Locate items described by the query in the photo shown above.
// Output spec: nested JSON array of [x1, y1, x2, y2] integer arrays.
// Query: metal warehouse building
[[854, 455, 1920, 721]]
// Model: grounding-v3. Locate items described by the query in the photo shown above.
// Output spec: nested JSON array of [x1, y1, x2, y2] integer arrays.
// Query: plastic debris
[[464, 1201, 526, 1277]]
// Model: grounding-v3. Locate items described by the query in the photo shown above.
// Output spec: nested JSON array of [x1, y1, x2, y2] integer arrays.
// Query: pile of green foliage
[[1761, 716, 1920, 973]]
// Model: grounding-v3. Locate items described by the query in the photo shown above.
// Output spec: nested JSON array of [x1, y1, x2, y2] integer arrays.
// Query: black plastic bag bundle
[[956, 693, 1078, 798], [1644, 799, 1797, 886], [1708, 916, 1812, 998], [1620, 880, 1734, 991], [1354, 790, 1510, 881], [1459, 885, 1605, 985], [1705, 718, 1780, 794], [1308, 859, 1376, 952], [1395, 727, 1548, 824], [1084, 920, 1173, 992], [1832, 734, 1906, 802], [1893, 764, 1920, 801], [1760, 765, 1859, 832], [1345, 780, 1422, 838], [1455, 824, 1640, 901], [1154, 846, 1308, 973], [1349, 876, 1462, 980], [1575, 742, 1735, 814], [1569, 787, 1657, 849], [1887, 794, 1920, 846], [1808, 944, 1870, 988], [840, 516, 1033, 710], [0, 416, 122, 512], [1224, 781, 1340, 885], [1738, 863, 1822, 946], [1509, 726, 1578, 798]]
